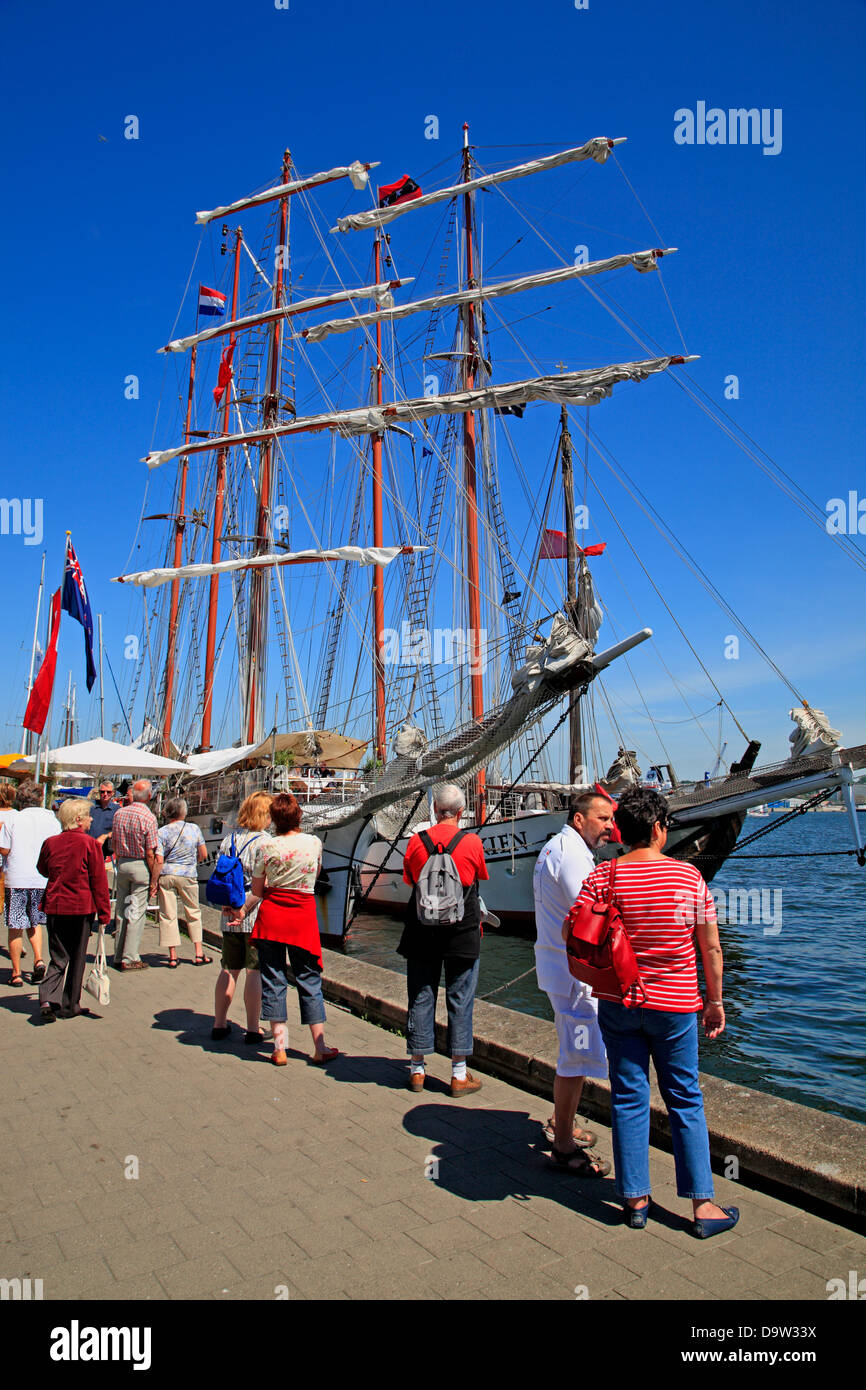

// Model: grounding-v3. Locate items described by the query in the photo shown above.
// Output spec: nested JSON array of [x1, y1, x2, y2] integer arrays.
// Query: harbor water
[[345, 812, 866, 1125]]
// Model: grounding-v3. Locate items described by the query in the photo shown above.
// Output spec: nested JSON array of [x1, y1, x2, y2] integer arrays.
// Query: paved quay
[[2, 928, 865, 1302]]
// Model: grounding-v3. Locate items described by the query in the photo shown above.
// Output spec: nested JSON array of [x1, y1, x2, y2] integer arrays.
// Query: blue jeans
[[598, 1001, 715, 1201], [257, 940, 327, 1025], [406, 956, 480, 1057]]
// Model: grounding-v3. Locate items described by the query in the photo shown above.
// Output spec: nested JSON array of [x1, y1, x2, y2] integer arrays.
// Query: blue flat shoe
[[623, 1199, 650, 1229], [692, 1205, 740, 1239]]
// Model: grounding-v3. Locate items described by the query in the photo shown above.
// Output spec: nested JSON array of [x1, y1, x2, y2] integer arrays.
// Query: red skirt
[[250, 887, 322, 967]]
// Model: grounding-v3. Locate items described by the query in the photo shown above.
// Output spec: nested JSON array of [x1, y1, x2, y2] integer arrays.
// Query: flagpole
[[34, 532, 70, 793], [21, 551, 46, 756], [98, 613, 105, 739]]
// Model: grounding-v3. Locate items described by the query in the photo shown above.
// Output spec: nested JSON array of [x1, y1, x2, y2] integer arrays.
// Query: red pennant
[[213, 342, 235, 407], [540, 531, 607, 560], [540, 529, 567, 559], [23, 588, 61, 736]]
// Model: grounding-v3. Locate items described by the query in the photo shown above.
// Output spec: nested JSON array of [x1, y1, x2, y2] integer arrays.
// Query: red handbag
[[564, 858, 646, 1007]]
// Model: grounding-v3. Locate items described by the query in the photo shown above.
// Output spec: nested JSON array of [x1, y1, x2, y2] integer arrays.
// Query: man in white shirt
[[532, 791, 615, 1175], [0, 782, 61, 986]]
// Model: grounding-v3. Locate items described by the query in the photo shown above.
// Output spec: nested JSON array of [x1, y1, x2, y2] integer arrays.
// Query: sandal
[[10, 973, 24, 988], [193, 955, 213, 966], [168, 958, 179, 969], [549, 1146, 611, 1178], [543, 1118, 597, 1149], [32, 960, 46, 983], [310, 1046, 339, 1065]]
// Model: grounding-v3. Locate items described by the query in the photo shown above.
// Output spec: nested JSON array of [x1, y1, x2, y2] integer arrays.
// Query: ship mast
[[559, 404, 583, 782], [161, 342, 197, 756], [462, 123, 486, 825], [200, 227, 243, 751], [245, 149, 291, 747], [371, 233, 387, 764]]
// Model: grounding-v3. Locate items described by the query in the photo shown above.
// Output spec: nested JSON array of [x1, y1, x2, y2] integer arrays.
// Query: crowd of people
[[0, 772, 738, 1238]]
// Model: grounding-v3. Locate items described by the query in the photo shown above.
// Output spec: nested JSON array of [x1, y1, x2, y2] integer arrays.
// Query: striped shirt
[[111, 802, 158, 860], [575, 857, 716, 1012]]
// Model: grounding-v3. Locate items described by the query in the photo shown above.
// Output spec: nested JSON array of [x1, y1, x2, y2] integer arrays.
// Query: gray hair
[[433, 783, 466, 819], [163, 797, 187, 821], [58, 798, 92, 830], [131, 780, 153, 803]]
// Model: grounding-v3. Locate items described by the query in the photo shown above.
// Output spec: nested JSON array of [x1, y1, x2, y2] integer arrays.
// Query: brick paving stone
[[667, 1248, 781, 1299], [766, 1213, 866, 1255], [734, 1229, 824, 1275], [287, 1215, 377, 1259], [83, 1272, 170, 1301], [2, 954, 862, 1302], [223, 1235, 309, 1281], [156, 1253, 247, 1300], [402, 1215, 496, 1258], [796, 1240, 866, 1282], [43, 1254, 116, 1298], [276, 1251, 358, 1299], [104, 1235, 188, 1282]]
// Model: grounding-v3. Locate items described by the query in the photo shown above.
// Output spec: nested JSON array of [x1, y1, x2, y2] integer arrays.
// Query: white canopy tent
[[11, 737, 190, 777]]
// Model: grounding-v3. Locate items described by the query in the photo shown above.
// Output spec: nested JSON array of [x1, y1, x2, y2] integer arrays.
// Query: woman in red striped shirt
[[574, 786, 739, 1239]]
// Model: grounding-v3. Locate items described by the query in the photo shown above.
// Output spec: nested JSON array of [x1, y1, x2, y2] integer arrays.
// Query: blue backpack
[[205, 832, 262, 909]]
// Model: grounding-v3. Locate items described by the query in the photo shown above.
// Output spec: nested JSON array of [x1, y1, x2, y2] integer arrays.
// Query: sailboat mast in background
[[246, 149, 291, 747], [161, 341, 197, 757], [201, 227, 243, 751], [461, 123, 485, 825], [371, 232, 387, 765]]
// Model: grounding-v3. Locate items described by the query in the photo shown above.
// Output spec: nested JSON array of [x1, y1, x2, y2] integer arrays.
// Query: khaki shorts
[[220, 931, 259, 972]]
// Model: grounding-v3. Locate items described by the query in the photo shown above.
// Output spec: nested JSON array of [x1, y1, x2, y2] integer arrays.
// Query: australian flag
[[62, 538, 97, 692]]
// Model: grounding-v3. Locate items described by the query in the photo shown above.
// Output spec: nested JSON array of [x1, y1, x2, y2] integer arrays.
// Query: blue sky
[[1, 0, 864, 775]]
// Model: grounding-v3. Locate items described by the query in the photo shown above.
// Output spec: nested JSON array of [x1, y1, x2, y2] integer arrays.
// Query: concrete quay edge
[[200, 921, 865, 1226]]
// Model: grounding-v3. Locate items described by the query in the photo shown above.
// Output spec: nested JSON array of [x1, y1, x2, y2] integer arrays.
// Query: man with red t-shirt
[[399, 783, 489, 1097]]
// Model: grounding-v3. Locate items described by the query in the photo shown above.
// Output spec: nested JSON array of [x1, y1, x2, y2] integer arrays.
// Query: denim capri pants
[[256, 938, 327, 1025]]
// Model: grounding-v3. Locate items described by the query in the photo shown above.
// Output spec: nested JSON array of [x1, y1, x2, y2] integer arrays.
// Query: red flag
[[23, 588, 61, 735], [213, 342, 235, 406], [540, 530, 607, 560], [540, 529, 567, 559]]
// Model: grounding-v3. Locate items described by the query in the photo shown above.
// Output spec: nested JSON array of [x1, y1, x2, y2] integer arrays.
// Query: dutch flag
[[198, 284, 227, 318]]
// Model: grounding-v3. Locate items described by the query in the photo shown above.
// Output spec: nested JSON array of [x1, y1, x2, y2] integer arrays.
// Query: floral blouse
[[252, 832, 322, 895]]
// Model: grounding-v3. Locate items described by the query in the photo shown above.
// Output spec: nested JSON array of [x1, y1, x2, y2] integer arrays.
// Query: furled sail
[[159, 279, 411, 355], [787, 706, 842, 760], [144, 355, 695, 469], [301, 249, 674, 345], [113, 544, 421, 589], [195, 161, 379, 225], [330, 138, 624, 234]]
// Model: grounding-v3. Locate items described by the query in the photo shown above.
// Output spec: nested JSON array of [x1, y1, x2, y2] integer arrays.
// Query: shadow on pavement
[[151, 1007, 305, 1064], [400, 1101, 686, 1231]]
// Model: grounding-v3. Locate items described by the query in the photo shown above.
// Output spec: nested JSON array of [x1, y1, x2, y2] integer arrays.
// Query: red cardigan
[[36, 829, 111, 924]]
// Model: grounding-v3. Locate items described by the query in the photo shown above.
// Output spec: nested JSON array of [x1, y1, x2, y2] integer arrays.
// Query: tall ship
[[111, 130, 866, 940]]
